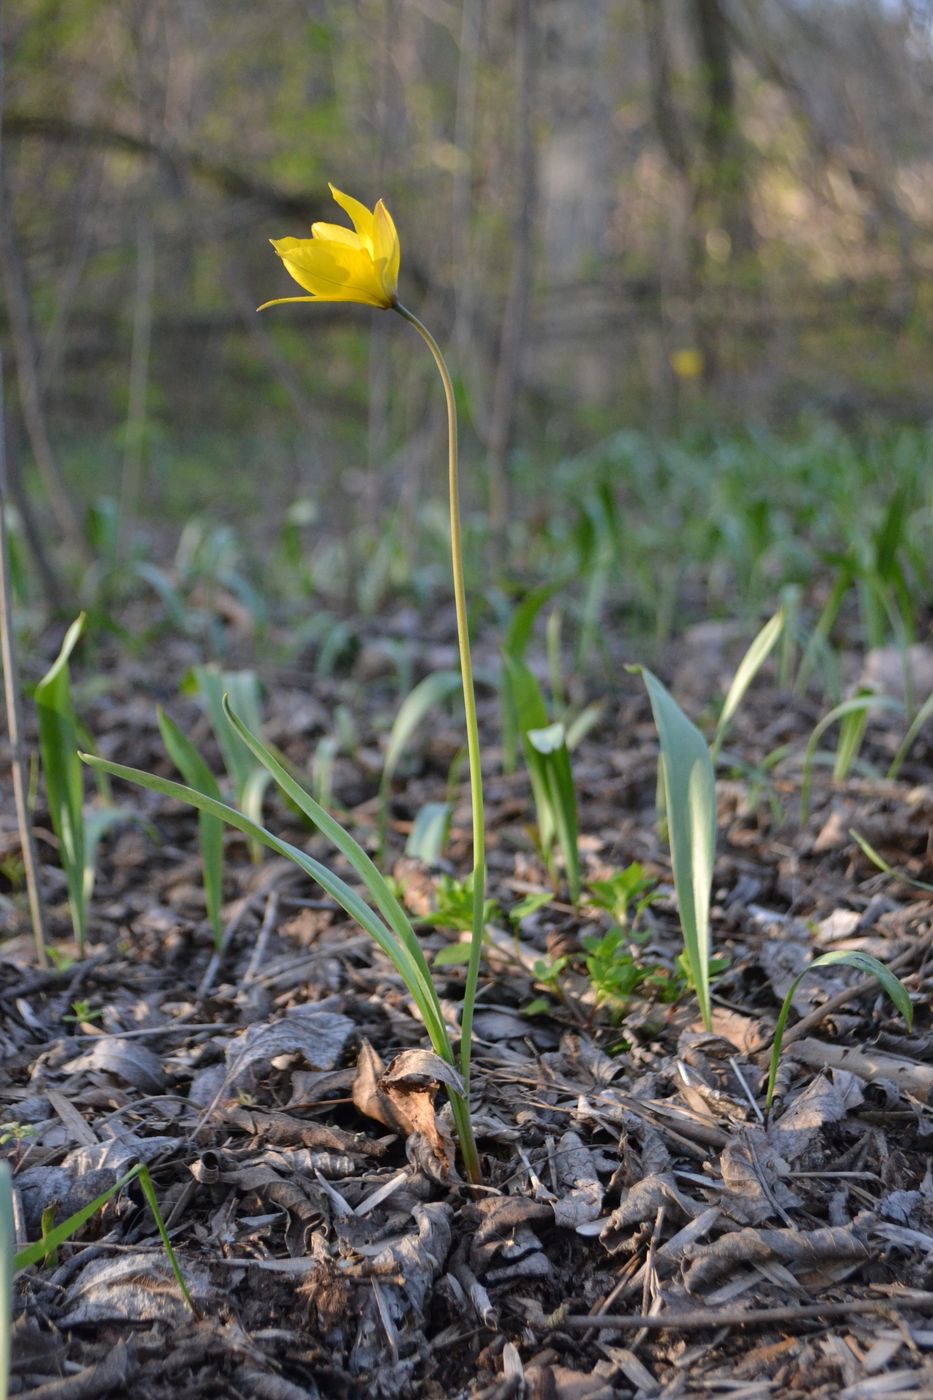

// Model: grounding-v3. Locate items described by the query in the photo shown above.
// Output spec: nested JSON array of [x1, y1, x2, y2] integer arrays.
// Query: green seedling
[[35, 615, 129, 955], [710, 608, 785, 765], [631, 666, 716, 1032], [587, 862, 658, 934], [12, 1161, 193, 1314], [405, 802, 453, 864], [500, 582, 564, 772], [765, 951, 913, 1110], [849, 828, 933, 894], [502, 652, 581, 901], [419, 873, 501, 940], [186, 665, 272, 861], [377, 669, 463, 862], [887, 689, 933, 780], [157, 708, 224, 949], [800, 691, 903, 824], [62, 1000, 103, 1026]]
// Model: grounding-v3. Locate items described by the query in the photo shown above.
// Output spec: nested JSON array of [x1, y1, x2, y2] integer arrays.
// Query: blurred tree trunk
[[0, 168, 91, 565], [487, 0, 536, 558], [691, 0, 756, 261]]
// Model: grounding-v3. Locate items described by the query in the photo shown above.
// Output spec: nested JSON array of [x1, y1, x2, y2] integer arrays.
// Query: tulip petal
[[257, 296, 318, 311], [373, 200, 400, 299], [328, 185, 375, 255], [272, 236, 391, 306], [311, 221, 363, 249]]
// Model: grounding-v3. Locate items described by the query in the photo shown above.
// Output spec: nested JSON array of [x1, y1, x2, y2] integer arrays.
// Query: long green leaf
[[766, 951, 913, 1109], [157, 709, 224, 947], [35, 614, 87, 951], [220, 699, 443, 1026], [0, 1162, 12, 1400], [635, 667, 716, 1030], [711, 608, 784, 763], [79, 752, 454, 1065]]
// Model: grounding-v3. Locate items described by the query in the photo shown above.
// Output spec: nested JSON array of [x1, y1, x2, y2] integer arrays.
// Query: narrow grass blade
[[887, 689, 933, 780], [35, 613, 87, 951], [634, 667, 716, 1030], [849, 828, 933, 894], [0, 1162, 12, 1400], [711, 608, 784, 764], [13, 1161, 195, 1313], [501, 583, 563, 771], [158, 708, 224, 947], [766, 951, 913, 1109], [220, 699, 441, 1013], [79, 751, 454, 1065], [800, 693, 902, 824], [378, 670, 461, 859]]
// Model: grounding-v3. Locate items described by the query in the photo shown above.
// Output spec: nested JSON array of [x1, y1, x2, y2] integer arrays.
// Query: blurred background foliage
[[1, 0, 932, 632]]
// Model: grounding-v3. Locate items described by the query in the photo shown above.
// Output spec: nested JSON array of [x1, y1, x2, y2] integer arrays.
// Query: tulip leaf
[[157, 708, 224, 948], [633, 666, 716, 1031]]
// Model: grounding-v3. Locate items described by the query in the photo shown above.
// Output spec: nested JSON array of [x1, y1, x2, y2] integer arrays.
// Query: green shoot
[[13, 1162, 194, 1315], [417, 873, 501, 935], [35, 615, 87, 949], [157, 708, 224, 948], [405, 802, 453, 863], [587, 862, 657, 933], [765, 951, 913, 1110], [800, 692, 902, 824], [632, 666, 716, 1031], [710, 608, 784, 764], [35, 615, 128, 955], [187, 665, 272, 858], [377, 670, 462, 862], [502, 652, 581, 901], [887, 689, 933, 781], [849, 828, 933, 895]]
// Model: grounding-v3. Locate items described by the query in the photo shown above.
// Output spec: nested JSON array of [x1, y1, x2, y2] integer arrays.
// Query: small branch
[[554, 1290, 933, 1332]]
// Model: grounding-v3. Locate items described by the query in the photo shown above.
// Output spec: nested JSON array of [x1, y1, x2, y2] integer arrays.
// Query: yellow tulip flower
[[258, 184, 400, 311]]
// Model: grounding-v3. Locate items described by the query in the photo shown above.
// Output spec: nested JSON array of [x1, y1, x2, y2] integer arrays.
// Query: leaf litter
[[1, 609, 932, 1397]]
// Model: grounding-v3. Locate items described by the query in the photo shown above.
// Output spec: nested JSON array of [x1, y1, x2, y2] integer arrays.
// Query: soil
[[2, 598, 932, 1399]]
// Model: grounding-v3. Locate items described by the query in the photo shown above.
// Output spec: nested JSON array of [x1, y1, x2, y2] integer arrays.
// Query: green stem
[[394, 300, 485, 1185]]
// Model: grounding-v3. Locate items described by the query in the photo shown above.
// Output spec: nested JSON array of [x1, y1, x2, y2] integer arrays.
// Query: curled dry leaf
[[62, 1037, 167, 1093], [684, 1224, 868, 1292], [551, 1130, 604, 1229], [352, 1042, 464, 1180], [225, 1008, 356, 1088], [599, 1174, 696, 1256]]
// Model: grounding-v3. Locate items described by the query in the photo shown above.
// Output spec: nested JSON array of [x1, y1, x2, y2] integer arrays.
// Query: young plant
[[157, 708, 224, 949], [501, 651, 581, 901], [187, 665, 272, 857], [377, 669, 462, 862], [11, 1161, 193, 1315], [800, 691, 902, 824], [35, 615, 128, 955], [85, 187, 488, 1183], [765, 951, 913, 1110], [631, 666, 717, 1031]]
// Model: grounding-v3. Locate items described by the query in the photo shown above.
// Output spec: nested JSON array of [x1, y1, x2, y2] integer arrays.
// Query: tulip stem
[[394, 299, 485, 1186]]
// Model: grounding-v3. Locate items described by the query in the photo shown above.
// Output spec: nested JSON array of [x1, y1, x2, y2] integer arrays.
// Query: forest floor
[[2, 596, 933, 1400]]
